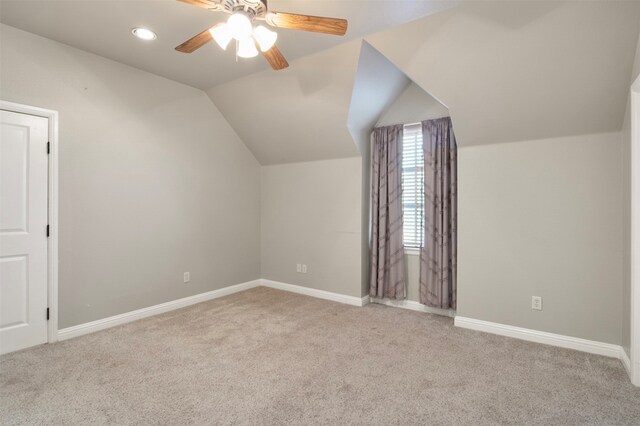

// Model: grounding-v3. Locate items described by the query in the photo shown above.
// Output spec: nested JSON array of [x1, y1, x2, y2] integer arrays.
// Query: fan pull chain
[[235, 39, 239, 63]]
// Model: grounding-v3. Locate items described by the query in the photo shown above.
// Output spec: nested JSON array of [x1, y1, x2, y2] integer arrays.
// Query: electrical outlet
[[184, 272, 190, 283], [302, 264, 308, 274], [296, 264, 302, 273], [532, 296, 542, 311]]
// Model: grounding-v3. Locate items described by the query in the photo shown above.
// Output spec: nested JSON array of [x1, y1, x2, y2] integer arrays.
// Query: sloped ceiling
[[348, 42, 410, 155], [208, 1, 640, 164], [376, 82, 449, 128], [365, 0, 640, 146], [206, 40, 363, 165], [3, 1, 639, 164], [207, 39, 412, 164], [0, 0, 457, 89]]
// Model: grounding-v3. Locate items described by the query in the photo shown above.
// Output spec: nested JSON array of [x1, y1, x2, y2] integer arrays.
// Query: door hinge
[[46, 224, 50, 237], [47, 141, 50, 154], [46, 308, 50, 321]]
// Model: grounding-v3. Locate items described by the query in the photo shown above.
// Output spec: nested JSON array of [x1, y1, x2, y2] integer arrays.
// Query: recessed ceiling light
[[132, 28, 157, 41]]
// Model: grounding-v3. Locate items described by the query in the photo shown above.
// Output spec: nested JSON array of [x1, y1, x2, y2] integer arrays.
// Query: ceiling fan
[[175, 0, 348, 70]]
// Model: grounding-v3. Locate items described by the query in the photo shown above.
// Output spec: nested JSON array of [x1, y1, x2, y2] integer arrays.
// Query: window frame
[[401, 122, 424, 254]]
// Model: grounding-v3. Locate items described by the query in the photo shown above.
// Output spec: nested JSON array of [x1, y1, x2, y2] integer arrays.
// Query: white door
[[0, 110, 49, 355]]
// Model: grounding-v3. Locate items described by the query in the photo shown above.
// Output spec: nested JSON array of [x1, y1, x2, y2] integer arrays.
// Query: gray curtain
[[419, 117, 457, 309], [370, 125, 406, 299]]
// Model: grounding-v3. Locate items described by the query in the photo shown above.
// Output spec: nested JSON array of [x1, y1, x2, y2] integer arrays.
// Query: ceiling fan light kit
[[253, 25, 277, 52], [227, 11, 253, 40], [176, 0, 348, 70], [237, 36, 259, 58], [209, 23, 232, 50]]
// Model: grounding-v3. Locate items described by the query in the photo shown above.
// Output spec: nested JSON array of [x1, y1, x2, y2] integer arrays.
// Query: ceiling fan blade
[[265, 12, 348, 36], [262, 45, 289, 70], [177, 0, 219, 11], [175, 28, 213, 53]]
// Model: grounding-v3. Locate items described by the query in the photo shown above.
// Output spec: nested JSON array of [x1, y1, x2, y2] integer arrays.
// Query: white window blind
[[402, 123, 424, 248]]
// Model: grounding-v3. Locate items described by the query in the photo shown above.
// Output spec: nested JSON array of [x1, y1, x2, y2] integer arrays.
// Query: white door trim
[[0, 100, 59, 344], [631, 76, 640, 386]]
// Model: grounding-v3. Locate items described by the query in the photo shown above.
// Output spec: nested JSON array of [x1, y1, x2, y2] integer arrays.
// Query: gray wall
[[376, 82, 449, 128], [0, 25, 261, 328], [374, 83, 450, 303], [347, 41, 410, 154], [361, 141, 372, 298], [261, 158, 362, 298], [457, 132, 623, 344]]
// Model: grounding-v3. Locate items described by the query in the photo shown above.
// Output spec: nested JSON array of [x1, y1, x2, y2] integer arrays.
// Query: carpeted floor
[[2, 287, 639, 425]]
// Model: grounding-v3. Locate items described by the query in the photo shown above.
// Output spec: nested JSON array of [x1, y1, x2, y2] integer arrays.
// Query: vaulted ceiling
[[208, 0, 640, 163], [206, 39, 363, 164], [366, 1, 640, 146], [2, 1, 639, 165], [0, 0, 456, 89]]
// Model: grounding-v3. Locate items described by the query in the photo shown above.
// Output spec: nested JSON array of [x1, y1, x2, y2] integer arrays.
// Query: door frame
[[631, 76, 640, 386], [1, 100, 59, 344]]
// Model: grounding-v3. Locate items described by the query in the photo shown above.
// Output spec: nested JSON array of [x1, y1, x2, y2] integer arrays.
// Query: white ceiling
[[0, 0, 457, 89], [366, 0, 640, 146], [207, 39, 363, 164], [3, 1, 639, 166], [209, 0, 640, 165]]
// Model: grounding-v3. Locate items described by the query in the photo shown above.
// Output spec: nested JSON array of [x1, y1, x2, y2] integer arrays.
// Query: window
[[402, 123, 424, 249]]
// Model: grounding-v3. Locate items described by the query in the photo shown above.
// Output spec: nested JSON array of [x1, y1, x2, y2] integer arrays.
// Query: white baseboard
[[55, 281, 632, 384], [370, 297, 455, 318], [58, 280, 261, 341], [58, 279, 367, 342], [621, 347, 632, 375], [454, 316, 622, 359], [260, 279, 367, 307], [634, 358, 640, 387]]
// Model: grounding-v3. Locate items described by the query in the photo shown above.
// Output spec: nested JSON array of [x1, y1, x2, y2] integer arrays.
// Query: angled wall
[[347, 41, 410, 154]]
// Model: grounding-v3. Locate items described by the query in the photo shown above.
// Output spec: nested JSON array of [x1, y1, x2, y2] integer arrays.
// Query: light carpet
[[2, 287, 639, 425]]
